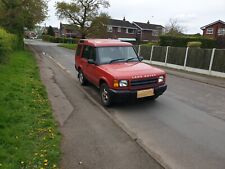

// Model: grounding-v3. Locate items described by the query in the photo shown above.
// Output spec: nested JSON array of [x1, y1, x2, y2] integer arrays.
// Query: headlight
[[158, 76, 164, 83], [119, 80, 128, 87]]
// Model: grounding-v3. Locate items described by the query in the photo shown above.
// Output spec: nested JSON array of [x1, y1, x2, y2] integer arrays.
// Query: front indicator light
[[113, 80, 119, 88]]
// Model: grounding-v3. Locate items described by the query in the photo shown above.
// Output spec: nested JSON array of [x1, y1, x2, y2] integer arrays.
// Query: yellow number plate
[[137, 89, 154, 98]]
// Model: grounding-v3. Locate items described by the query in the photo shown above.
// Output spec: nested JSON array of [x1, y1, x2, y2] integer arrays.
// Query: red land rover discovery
[[75, 39, 167, 106]]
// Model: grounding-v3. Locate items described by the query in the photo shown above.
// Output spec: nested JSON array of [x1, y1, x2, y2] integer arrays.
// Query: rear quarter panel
[[75, 44, 84, 70]]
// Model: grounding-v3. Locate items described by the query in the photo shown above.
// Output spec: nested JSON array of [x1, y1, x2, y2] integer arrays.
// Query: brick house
[[60, 23, 81, 38], [133, 21, 164, 42], [106, 18, 138, 42], [59, 19, 137, 41], [53, 27, 60, 37], [201, 20, 225, 39], [58, 19, 164, 43]]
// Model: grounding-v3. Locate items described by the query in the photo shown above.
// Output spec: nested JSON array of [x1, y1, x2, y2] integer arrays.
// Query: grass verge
[[0, 50, 60, 169], [58, 43, 77, 50]]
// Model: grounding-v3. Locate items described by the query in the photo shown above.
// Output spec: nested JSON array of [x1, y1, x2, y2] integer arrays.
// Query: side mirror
[[88, 59, 95, 64], [139, 56, 144, 61]]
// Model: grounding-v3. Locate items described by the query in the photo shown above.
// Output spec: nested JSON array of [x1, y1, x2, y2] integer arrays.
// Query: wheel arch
[[77, 66, 82, 71], [99, 78, 109, 88]]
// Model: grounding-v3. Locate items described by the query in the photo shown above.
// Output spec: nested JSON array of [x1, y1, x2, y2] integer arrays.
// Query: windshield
[[97, 46, 139, 64]]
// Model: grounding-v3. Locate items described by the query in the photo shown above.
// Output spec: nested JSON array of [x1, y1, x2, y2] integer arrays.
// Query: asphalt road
[[27, 40, 225, 169]]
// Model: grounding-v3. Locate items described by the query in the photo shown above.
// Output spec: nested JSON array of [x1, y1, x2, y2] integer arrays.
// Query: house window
[[128, 29, 135, 34], [118, 27, 121, 32], [107, 26, 113, 32], [206, 28, 213, 34], [152, 30, 159, 36], [122, 28, 127, 33], [218, 28, 225, 35]]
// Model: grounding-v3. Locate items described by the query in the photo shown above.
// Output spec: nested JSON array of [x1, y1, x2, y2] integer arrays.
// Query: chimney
[[147, 20, 150, 24], [123, 17, 126, 21]]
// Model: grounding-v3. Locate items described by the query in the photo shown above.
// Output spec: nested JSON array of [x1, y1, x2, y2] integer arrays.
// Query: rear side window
[[82, 46, 96, 61], [82, 46, 91, 59], [76, 45, 82, 56]]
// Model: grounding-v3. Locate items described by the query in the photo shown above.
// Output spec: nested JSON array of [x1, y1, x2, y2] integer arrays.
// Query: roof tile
[[133, 22, 164, 30], [108, 19, 137, 29]]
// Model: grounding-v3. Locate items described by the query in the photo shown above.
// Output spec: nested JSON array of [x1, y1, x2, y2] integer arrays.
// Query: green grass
[[58, 43, 77, 50], [0, 50, 60, 169]]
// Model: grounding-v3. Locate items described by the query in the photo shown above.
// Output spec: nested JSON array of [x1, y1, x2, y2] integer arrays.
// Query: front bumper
[[109, 84, 167, 101]]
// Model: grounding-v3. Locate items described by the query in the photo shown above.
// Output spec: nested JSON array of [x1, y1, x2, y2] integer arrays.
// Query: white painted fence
[[138, 45, 225, 78]]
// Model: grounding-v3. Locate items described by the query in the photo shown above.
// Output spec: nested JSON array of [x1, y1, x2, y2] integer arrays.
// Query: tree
[[164, 19, 185, 36], [55, 0, 110, 38], [0, 0, 48, 46], [47, 26, 55, 37], [88, 13, 110, 38]]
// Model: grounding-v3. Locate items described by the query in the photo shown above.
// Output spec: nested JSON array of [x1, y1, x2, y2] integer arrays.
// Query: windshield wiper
[[126, 57, 138, 62], [110, 58, 125, 63]]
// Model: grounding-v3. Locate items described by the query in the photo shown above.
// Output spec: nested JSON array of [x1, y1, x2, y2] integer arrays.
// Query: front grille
[[130, 78, 158, 87]]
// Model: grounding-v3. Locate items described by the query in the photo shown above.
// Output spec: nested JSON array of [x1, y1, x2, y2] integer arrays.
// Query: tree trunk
[[16, 27, 25, 49]]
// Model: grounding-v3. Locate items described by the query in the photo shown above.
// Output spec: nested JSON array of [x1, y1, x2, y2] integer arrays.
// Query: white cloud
[[175, 14, 197, 23]]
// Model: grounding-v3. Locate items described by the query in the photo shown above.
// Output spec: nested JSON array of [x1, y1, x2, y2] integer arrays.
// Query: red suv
[[75, 39, 167, 106]]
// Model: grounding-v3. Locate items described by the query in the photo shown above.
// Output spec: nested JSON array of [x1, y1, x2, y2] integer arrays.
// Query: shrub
[[0, 28, 18, 63], [187, 41, 202, 48], [142, 42, 158, 47], [216, 37, 225, 49], [159, 35, 216, 49], [42, 35, 79, 44]]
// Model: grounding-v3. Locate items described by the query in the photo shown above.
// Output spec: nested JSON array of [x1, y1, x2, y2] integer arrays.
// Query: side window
[[89, 47, 96, 61], [76, 45, 82, 56]]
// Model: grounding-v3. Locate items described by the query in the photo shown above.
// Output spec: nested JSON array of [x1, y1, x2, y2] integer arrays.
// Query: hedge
[[160, 35, 216, 49], [187, 41, 202, 48], [0, 28, 18, 63], [141, 42, 159, 47], [42, 35, 79, 44], [216, 37, 225, 49]]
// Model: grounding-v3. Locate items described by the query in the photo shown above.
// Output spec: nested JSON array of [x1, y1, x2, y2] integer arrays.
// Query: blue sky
[[44, 0, 225, 34]]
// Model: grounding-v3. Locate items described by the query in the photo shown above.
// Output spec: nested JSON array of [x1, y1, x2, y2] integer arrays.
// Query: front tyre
[[78, 70, 87, 86], [100, 83, 112, 107], [149, 94, 159, 100]]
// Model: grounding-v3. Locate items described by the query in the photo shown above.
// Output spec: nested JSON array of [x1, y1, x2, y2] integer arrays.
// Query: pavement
[[29, 42, 163, 169], [27, 40, 225, 169]]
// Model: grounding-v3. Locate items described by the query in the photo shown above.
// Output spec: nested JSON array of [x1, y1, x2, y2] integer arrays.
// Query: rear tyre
[[100, 83, 113, 107], [78, 70, 87, 86]]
